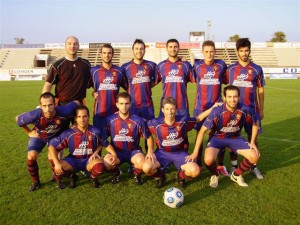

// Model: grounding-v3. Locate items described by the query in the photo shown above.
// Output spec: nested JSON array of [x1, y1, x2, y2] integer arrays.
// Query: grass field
[[0, 80, 299, 225]]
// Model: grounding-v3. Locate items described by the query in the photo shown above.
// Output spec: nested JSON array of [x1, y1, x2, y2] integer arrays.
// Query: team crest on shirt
[[236, 114, 241, 120], [128, 123, 132, 129], [178, 65, 182, 69], [248, 69, 253, 75], [112, 71, 117, 77], [88, 134, 93, 141], [176, 126, 180, 131], [144, 65, 148, 70], [214, 66, 218, 71], [56, 119, 61, 125]]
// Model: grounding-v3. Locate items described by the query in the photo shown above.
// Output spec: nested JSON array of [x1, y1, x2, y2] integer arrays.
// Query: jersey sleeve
[[17, 109, 41, 127], [49, 132, 69, 152]]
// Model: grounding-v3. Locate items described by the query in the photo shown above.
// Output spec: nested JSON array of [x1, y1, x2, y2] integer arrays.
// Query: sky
[[0, 0, 299, 44]]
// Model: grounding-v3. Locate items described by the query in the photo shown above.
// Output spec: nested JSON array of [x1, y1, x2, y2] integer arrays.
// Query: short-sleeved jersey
[[156, 59, 195, 117], [147, 116, 196, 152], [91, 64, 127, 117], [193, 59, 227, 114], [46, 57, 91, 102], [225, 62, 265, 111], [122, 59, 157, 109], [204, 103, 257, 139], [49, 124, 108, 159], [17, 102, 77, 142], [106, 113, 150, 152]]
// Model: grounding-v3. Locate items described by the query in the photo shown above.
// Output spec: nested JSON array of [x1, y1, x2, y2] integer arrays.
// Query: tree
[[14, 37, 25, 44], [269, 31, 287, 42], [228, 34, 241, 42]]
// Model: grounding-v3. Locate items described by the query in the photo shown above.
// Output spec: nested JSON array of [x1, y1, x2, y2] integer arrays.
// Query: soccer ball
[[163, 187, 184, 208]]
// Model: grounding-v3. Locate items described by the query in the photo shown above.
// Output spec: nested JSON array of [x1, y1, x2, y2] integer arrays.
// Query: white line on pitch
[[266, 86, 300, 93], [260, 136, 300, 143]]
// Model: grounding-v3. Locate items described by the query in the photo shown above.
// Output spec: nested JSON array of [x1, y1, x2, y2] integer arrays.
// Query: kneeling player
[[145, 97, 201, 188], [48, 105, 116, 189], [103, 92, 155, 185], [189, 85, 260, 188]]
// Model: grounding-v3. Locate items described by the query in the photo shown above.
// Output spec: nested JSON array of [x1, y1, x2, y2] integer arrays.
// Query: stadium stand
[[0, 48, 40, 69], [1, 44, 300, 79]]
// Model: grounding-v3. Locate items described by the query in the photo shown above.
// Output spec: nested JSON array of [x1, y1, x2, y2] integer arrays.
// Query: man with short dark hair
[[16, 92, 79, 191]]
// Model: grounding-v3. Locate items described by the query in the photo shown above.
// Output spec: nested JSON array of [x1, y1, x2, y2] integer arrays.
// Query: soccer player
[[146, 97, 201, 188], [42, 36, 91, 106], [156, 38, 195, 117], [16, 92, 79, 191], [193, 40, 227, 175], [188, 85, 260, 188], [103, 92, 156, 185], [48, 105, 116, 189], [90, 44, 127, 131], [121, 39, 157, 121], [225, 38, 265, 179]]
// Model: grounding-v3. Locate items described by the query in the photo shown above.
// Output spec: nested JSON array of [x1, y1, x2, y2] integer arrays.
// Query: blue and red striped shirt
[[147, 116, 196, 152], [91, 64, 127, 117], [122, 59, 157, 109], [193, 59, 227, 114], [106, 113, 151, 152], [17, 102, 77, 142], [49, 124, 108, 159], [156, 59, 195, 117], [225, 62, 265, 112], [204, 103, 257, 139]]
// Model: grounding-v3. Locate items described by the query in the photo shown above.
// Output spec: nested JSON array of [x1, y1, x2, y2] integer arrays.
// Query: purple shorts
[[108, 149, 143, 165], [206, 136, 251, 154], [64, 156, 89, 172], [155, 149, 188, 171], [130, 106, 154, 120], [27, 137, 47, 152]]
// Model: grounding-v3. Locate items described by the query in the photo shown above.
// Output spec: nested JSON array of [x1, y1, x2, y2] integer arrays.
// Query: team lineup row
[[16, 37, 265, 191]]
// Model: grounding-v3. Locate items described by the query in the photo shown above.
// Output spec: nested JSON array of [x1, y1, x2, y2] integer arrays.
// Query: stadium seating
[[1, 46, 299, 72]]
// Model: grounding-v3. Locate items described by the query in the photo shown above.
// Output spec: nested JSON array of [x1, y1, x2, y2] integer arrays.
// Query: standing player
[[121, 39, 157, 121], [156, 38, 195, 117], [146, 97, 201, 188], [42, 36, 91, 106], [193, 40, 227, 174], [16, 92, 79, 191], [48, 105, 116, 189], [103, 92, 156, 185], [91, 44, 127, 131], [225, 38, 265, 179], [188, 85, 260, 188]]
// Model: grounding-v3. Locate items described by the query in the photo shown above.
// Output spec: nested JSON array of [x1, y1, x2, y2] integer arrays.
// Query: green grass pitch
[[0, 80, 299, 225]]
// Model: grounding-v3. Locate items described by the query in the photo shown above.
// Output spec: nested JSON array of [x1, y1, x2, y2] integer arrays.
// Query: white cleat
[[230, 172, 248, 187]]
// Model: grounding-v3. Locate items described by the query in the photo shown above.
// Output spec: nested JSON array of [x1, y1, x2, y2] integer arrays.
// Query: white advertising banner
[[15, 75, 43, 81], [10, 69, 47, 75], [0, 70, 10, 81]]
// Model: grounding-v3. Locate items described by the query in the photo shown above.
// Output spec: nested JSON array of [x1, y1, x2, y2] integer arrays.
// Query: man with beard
[[224, 38, 265, 180], [91, 44, 127, 131]]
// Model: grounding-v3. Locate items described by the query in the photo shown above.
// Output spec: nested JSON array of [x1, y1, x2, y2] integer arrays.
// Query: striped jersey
[[204, 103, 257, 139], [193, 59, 227, 114], [49, 124, 108, 159], [147, 116, 196, 152], [106, 113, 151, 152], [122, 59, 157, 109], [156, 59, 195, 117], [91, 64, 127, 117], [17, 102, 77, 142], [225, 62, 265, 111]]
